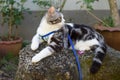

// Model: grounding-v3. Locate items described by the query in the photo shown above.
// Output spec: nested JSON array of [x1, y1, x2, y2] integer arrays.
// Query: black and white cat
[[31, 6, 107, 74]]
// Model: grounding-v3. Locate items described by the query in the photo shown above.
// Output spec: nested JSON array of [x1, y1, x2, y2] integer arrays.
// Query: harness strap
[[39, 30, 83, 80], [68, 35, 83, 80], [41, 31, 57, 38], [39, 31, 57, 41]]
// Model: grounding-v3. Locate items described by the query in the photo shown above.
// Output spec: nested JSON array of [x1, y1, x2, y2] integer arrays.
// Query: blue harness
[[41, 31, 83, 80], [39, 31, 57, 41]]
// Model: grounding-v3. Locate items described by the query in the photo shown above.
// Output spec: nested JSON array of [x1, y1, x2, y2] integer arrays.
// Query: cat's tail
[[90, 43, 107, 74]]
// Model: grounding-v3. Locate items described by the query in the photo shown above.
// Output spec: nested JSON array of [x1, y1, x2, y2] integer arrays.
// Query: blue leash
[[40, 31, 57, 41], [68, 35, 83, 80], [41, 31, 57, 38], [41, 31, 82, 80]]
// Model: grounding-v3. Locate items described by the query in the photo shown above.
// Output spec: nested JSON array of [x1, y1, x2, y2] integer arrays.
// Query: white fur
[[93, 58, 102, 64], [66, 23, 74, 27], [31, 34, 44, 50], [74, 39, 99, 51], [37, 14, 65, 35], [31, 13, 65, 63], [95, 47, 104, 53], [31, 14, 65, 51], [32, 46, 54, 63]]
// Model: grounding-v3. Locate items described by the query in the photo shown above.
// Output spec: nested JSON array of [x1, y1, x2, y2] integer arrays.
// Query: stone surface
[[15, 43, 78, 80], [15, 43, 120, 80]]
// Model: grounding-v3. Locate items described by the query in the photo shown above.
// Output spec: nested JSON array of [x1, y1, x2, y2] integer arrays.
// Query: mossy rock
[[15, 43, 120, 80], [81, 49, 120, 80]]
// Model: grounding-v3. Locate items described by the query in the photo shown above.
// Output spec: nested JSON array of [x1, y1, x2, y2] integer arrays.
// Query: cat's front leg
[[31, 33, 44, 51], [32, 41, 63, 63], [32, 46, 55, 63]]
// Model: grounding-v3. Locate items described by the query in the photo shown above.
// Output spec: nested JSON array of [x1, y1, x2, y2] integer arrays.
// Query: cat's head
[[45, 6, 65, 25]]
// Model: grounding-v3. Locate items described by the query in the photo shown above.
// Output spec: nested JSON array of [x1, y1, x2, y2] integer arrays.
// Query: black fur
[[49, 23, 107, 74]]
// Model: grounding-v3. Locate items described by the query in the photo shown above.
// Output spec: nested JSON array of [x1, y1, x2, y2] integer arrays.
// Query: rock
[[15, 43, 78, 80], [15, 43, 120, 80], [0, 70, 11, 80]]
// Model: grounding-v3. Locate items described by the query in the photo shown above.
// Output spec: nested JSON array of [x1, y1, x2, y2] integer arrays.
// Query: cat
[[31, 6, 107, 74]]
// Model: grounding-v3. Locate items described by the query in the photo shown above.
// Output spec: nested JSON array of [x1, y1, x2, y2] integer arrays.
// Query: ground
[[0, 42, 29, 80], [0, 54, 18, 80]]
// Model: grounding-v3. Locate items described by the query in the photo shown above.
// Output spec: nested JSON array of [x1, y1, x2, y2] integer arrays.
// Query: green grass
[[22, 40, 30, 48], [0, 41, 30, 79], [0, 53, 19, 79], [102, 16, 115, 27]]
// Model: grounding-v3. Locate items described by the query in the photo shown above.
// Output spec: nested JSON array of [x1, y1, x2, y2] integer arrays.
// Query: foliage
[[33, 0, 67, 11], [0, 53, 18, 78], [22, 41, 30, 48], [77, 0, 99, 10], [33, 0, 51, 8], [77, 0, 120, 27], [0, 0, 29, 40], [102, 16, 114, 27]]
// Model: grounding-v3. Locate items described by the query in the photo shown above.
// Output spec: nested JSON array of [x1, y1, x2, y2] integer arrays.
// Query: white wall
[[23, 0, 120, 11], [24, 0, 40, 11]]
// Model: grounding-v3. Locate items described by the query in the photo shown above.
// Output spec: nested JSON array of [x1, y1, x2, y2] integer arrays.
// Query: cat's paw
[[90, 61, 101, 74], [32, 54, 41, 63], [31, 43, 39, 51]]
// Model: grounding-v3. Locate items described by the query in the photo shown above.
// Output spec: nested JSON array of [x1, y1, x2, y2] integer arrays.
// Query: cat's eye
[[54, 17, 61, 21], [58, 17, 62, 20], [49, 17, 62, 24]]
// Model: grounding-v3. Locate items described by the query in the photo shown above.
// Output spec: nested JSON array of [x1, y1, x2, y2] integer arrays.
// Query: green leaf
[[0, 0, 29, 26], [87, 4, 94, 10], [81, 0, 99, 10], [33, 0, 51, 7], [20, 0, 27, 3], [102, 16, 115, 27], [9, 0, 15, 5]]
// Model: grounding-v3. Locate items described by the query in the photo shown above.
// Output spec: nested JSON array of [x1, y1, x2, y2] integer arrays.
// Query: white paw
[[31, 43, 39, 51], [32, 55, 41, 63]]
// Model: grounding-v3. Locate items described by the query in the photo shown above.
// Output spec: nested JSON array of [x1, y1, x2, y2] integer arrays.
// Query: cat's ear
[[48, 6, 55, 15]]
